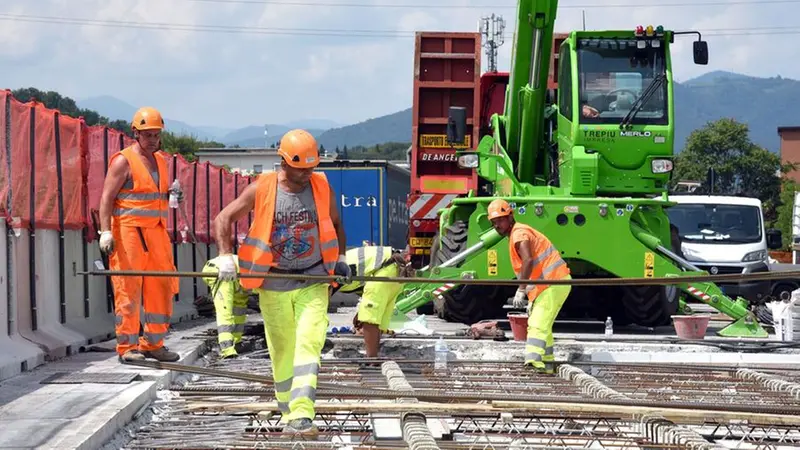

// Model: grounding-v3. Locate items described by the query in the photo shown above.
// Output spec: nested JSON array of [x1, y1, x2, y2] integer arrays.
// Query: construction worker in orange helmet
[[212, 128, 349, 436], [487, 198, 571, 374], [98, 106, 181, 363]]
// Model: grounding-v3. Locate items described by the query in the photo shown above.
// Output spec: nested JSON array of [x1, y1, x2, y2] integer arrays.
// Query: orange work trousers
[[109, 224, 179, 355]]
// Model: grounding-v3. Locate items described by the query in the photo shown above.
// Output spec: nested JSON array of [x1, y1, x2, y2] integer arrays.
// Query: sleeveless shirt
[[260, 183, 326, 291]]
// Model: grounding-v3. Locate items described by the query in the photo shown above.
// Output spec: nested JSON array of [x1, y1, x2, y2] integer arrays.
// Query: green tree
[[774, 178, 799, 250], [671, 118, 784, 221], [160, 132, 224, 162]]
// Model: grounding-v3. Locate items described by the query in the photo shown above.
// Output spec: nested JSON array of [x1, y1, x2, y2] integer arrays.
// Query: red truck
[[406, 31, 567, 268]]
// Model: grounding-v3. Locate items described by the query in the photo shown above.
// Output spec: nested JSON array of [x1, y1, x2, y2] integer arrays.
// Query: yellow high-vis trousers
[[201, 260, 250, 357], [256, 283, 329, 422], [356, 264, 402, 332], [525, 275, 571, 373]]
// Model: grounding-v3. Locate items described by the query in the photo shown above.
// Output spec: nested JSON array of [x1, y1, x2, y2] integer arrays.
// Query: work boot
[[119, 350, 145, 363], [284, 418, 318, 436], [143, 347, 180, 362], [524, 362, 554, 375], [234, 341, 253, 354]]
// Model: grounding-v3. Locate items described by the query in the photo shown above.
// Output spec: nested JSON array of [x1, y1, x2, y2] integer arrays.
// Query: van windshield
[[666, 204, 762, 244]]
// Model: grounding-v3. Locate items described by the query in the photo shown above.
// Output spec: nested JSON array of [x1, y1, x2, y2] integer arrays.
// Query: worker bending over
[[488, 199, 571, 374], [98, 107, 181, 363], [212, 129, 350, 435], [201, 255, 252, 358], [336, 246, 410, 357]]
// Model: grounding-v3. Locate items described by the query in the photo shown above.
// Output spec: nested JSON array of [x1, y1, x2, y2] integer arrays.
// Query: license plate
[[410, 237, 433, 248]]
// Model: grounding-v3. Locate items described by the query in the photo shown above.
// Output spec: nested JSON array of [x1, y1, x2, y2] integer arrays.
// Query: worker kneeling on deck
[[201, 255, 252, 358], [488, 199, 571, 374], [337, 246, 411, 357], [212, 129, 349, 435], [98, 107, 181, 363]]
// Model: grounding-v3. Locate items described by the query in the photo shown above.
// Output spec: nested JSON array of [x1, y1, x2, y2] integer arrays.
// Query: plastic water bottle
[[605, 316, 614, 337], [169, 179, 181, 209], [434, 336, 448, 370]]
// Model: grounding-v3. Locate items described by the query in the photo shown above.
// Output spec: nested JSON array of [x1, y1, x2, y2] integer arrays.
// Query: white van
[[665, 195, 783, 304]]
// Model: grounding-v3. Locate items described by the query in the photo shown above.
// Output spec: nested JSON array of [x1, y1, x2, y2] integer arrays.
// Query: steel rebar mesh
[[590, 365, 800, 406], [119, 358, 800, 449]]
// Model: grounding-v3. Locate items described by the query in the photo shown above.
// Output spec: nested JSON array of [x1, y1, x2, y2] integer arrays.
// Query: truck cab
[[665, 195, 782, 304]]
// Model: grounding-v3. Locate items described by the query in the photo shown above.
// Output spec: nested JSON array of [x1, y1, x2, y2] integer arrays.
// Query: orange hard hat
[[278, 129, 319, 168], [487, 199, 513, 220], [132, 107, 165, 131]]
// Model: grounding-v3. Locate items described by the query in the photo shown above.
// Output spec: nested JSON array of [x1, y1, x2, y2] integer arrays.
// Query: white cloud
[[0, 0, 796, 128]]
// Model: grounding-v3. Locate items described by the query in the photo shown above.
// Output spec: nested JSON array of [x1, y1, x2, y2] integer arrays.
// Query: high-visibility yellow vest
[[338, 246, 394, 292]]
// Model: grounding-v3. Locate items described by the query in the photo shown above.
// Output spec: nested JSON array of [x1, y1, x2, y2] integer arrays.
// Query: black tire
[[430, 221, 512, 324], [619, 284, 680, 327], [577, 285, 634, 326], [754, 304, 774, 325], [771, 281, 799, 303], [415, 303, 435, 315]]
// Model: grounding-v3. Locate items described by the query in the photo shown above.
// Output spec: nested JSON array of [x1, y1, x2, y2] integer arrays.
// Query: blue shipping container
[[316, 161, 410, 251]]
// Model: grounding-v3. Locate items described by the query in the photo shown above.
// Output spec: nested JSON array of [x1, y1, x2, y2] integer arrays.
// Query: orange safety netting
[[222, 170, 236, 244], [0, 91, 9, 216], [208, 164, 222, 244], [194, 161, 210, 244], [235, 174, 252, 242], [1, 90, 256, 246], [56, 112, 84, 230], [9, 97, 31, 229]]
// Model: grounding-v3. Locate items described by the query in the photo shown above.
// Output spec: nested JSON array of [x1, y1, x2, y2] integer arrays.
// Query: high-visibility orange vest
[[509, 222, 570, 300], [238, 171, 340, 290], [110, 146, 169, 228]]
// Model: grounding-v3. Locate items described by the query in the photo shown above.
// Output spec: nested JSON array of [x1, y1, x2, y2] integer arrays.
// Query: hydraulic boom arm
[[504, 0, 559, 186]]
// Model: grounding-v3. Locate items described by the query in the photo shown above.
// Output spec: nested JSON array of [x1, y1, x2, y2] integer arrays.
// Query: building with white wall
[[195, 147, 337, 174]]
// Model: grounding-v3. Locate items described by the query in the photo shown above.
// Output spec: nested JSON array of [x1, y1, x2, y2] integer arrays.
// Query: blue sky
[[0, 0, 795, 129]]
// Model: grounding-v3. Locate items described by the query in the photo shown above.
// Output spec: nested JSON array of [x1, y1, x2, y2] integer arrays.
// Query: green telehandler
[[393, 0, 772, 338]]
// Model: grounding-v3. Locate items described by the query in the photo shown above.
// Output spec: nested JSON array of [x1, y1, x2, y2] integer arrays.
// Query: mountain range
[[78, 70, 800, 153]]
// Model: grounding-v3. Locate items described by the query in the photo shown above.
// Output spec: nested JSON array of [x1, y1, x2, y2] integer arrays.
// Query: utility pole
[[479, 14, 505, 73]]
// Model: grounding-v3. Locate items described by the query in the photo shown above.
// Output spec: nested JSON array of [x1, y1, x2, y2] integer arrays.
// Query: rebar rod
[[557, 364, 723, 450], [381, 361, 439, 450], [75, 267, 800, 286], [735, 368, 800, 400]]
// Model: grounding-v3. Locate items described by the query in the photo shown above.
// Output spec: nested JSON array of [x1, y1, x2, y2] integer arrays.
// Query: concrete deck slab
[[0, 318, 216, 450]]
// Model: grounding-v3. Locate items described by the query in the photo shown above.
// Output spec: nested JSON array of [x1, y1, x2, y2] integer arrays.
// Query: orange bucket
[[507, 313, 528, 342], [671, 314, 710, 340]]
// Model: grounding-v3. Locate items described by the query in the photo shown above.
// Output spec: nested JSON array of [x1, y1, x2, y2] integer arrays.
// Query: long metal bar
[[122, 359, 800, 417], [75, 267, 800, 286]]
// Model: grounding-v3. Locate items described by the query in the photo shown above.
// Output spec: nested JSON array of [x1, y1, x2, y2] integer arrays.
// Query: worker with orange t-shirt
[[487, 199, 572, 373], [98, 107, 181, 363]]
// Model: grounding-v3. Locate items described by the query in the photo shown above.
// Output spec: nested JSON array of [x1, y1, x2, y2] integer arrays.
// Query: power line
[[1, 13, 799, 38], [162, 0, 800, 9]]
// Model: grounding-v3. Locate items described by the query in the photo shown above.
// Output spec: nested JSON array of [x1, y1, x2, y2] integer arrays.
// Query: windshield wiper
[[620, 71, 665, 129]]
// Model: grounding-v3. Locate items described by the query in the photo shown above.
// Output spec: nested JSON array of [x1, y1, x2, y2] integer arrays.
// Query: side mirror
[[766, 228, 783, 250], [447, 106, 467, 145], [693, 40, 708, 65]]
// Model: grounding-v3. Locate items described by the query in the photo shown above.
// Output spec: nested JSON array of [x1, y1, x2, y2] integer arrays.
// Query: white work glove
[[217, 254, 237, 282], [512, 288, 527, 309], [99, 231, 115, 254], [334, 255, 352, 283]]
